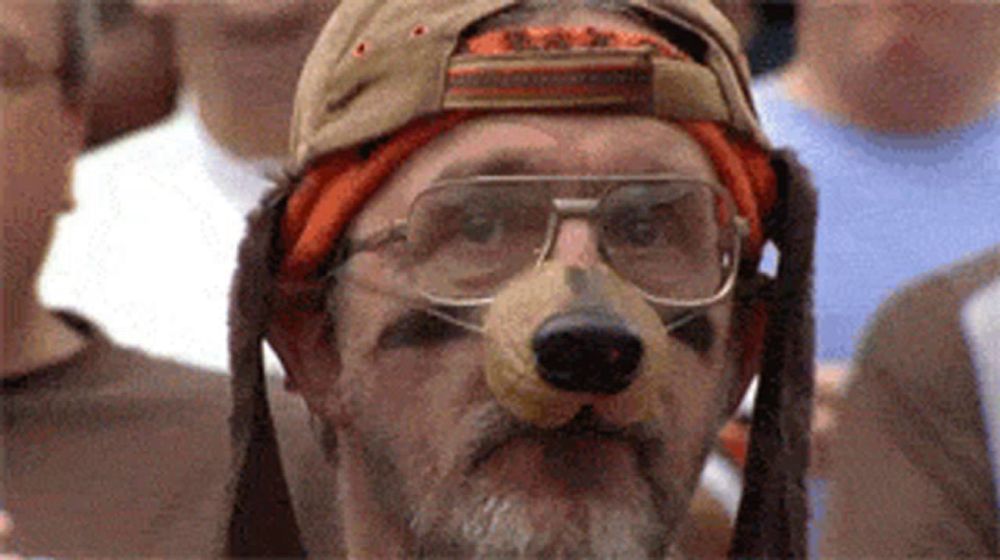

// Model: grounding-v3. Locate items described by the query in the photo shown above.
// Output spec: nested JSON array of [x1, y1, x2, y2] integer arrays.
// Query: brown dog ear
[[730, 149, 817, 559], [267, 282, 344, 420], [225, 186, 307, 558], [727, 277, 770, 414]]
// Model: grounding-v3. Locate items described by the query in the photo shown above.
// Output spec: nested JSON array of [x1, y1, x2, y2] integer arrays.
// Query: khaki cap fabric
[[290, 0, 766, 171]]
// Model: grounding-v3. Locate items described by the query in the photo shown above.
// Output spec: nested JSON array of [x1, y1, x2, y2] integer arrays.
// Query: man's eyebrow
[[435, 154, 551, 181]]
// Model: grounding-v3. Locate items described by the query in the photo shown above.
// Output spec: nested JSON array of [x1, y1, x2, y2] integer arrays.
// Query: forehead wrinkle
[[435, 128, 712, 180]]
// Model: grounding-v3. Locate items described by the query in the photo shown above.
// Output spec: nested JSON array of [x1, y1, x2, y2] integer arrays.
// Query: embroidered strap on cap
[[445, 51, 654, 111], [445, 27, 729, 122]]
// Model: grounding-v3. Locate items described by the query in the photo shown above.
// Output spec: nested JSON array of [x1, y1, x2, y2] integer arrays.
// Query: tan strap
[[651, 58, 729, 122]]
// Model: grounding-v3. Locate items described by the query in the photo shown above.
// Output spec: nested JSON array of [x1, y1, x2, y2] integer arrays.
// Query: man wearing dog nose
[[224, 0, 817, 557]]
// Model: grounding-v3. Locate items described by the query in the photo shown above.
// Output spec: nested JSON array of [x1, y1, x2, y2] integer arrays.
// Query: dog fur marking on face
[[377, 307, 472, 350], [670, 314, 715, 355], [566, 266, 589, 296]]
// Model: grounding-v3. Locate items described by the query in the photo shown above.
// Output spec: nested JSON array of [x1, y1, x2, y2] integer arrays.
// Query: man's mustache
[[460, 403, 665, 476]]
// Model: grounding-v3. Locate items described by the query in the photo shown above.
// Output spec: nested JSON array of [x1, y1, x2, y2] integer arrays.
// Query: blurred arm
[[820, 276, 997, 557]]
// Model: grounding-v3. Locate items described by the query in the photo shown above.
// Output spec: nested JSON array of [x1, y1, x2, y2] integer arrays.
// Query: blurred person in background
[[755, 1, 1000, 379], [712, 0, 796, 76], [712, 0, 757, 45], [745, 1, 794, 76], [1, 0, 232, 553], [822, 246, 1000, 556], [85, 0, 178, 147], [1, 2, 333, 554], [751, 1, 1000, 553], [40, 0, 339, 372]]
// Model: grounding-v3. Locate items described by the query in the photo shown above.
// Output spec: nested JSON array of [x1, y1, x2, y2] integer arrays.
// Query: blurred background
[[85, 0, 177, 146]]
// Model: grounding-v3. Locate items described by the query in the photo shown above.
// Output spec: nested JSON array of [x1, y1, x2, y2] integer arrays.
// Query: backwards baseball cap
[[225, 1, 816, 557]]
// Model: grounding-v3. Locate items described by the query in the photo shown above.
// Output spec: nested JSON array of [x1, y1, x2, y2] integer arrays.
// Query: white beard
[[414, 483, 668, 559]]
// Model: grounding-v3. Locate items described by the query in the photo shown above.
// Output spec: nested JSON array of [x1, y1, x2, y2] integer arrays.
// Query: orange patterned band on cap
[[279, 26, 775, 281]]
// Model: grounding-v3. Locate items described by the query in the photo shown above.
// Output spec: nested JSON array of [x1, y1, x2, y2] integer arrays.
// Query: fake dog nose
[[532, 310, 643, 395]]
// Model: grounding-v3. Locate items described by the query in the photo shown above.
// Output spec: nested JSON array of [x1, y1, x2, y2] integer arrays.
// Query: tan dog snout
[[483, 262, 670, 429]]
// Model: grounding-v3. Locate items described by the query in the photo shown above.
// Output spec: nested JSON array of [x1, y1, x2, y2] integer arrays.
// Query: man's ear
[[267, 290, 345, 424]]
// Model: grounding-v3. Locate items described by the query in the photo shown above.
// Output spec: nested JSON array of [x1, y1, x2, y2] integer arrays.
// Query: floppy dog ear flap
[[730, 149, 817, 559], [223, 183, 307, 558]]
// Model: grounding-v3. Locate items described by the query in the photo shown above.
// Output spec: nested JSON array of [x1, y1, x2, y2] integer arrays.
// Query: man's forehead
[[351, 113, 719, 234], [439, 118, 711, 174]]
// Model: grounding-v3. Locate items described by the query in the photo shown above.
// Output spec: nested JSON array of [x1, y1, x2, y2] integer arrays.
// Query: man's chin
[[416, 436, 673, 558]]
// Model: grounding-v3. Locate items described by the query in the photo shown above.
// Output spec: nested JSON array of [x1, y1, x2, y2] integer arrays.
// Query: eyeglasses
[[339, 175, 748, 310]]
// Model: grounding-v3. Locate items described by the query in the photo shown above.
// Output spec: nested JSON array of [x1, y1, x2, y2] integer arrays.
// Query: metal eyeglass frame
[[335, 174, 749, 317]]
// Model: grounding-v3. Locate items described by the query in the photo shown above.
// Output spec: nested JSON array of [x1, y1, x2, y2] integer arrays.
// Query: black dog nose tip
[[532, 310, 644, 395]]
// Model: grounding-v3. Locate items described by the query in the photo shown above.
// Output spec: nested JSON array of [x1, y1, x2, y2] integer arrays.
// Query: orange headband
[[280, 27, 776, 281]]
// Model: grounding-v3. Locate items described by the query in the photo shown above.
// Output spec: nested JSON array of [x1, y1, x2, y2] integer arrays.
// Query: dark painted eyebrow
[[376, 307, 476, 349]]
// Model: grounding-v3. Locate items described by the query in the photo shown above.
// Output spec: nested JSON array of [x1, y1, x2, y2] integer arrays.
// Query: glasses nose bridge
[[538, 197, 604, 267]]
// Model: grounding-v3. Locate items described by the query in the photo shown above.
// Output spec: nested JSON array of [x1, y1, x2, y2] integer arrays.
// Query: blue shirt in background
[[753, 76, 1000, 361]]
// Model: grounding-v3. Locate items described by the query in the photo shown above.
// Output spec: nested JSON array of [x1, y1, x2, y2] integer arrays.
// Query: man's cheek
[[361, 337, 488, 472], [652, 317, 735, 482]]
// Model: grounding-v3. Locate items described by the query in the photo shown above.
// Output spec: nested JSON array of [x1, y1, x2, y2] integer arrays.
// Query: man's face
[[311, 113, 740, 557], [807, 0, 1000, 79], [0, 0, 82, 296]]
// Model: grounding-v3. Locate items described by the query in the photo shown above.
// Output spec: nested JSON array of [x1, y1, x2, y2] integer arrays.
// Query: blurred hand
[[0, 511, 20, 560], [811, 362, 849, 477]]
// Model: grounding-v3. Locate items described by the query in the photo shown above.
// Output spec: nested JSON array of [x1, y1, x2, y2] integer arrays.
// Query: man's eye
[[460, 211, 502, 244], [606, 208, 661, 248], [622, 218, 659, 247]]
